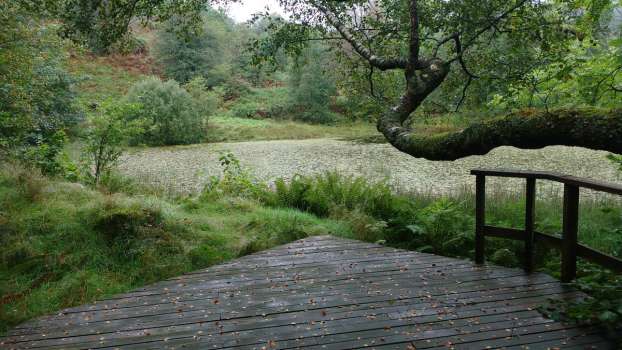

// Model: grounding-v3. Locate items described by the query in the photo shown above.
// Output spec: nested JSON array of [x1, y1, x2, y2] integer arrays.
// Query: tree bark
[[377, 108, 622, 160]]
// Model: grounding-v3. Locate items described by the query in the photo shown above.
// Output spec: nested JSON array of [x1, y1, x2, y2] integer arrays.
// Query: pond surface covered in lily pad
[[119, 139, 621, 199]]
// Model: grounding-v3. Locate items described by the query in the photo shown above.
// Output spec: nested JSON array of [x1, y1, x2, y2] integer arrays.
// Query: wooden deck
[[1, 236, 614, 349]]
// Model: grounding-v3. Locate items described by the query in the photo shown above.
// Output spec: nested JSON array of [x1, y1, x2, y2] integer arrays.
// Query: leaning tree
[[254, 0, 622, 160]]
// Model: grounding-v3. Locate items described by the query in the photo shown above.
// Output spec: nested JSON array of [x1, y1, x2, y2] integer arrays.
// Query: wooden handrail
[[471, 168, 622, 195], [471, 168, 622, 282]]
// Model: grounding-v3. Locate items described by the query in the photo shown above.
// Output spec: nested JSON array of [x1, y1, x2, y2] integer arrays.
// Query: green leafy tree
[[288, 43, 337, 123], [237, 15, 289, 86], [252, 0, 622, 160], [125, 77, 206, 146], [511, 38, 622, 109], [334, 61, 405, 121], [335, 3, 622, 116], [154, 10, 234, 85], [1, 2, 81, 174], [82, 101, 143, 184], [25, 0, 233, 53], [0, 2, 38, 155]]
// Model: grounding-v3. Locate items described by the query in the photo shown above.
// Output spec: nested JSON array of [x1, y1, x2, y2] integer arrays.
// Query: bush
[[607, 153, 622, 172], [406, 199, 474, 255], [125, 77, 206, 146], [271, 172, 398, 219], [201, 152, 267, 200], [220, 79, 252, 101], [108, 33, 147, 55], [19, 131, 67, 176], [81, 101, 143, 184], [564, 270, 622, 334], [183, 77, 221, 118], [226, 87, 289, 119]]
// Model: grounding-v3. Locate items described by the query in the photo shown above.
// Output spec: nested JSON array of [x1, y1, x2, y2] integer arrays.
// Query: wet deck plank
[[1, 236, 613, 349]]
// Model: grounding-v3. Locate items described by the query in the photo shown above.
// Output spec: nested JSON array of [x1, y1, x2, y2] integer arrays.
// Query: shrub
[[81, 101, 143, 184], [125, 77, 206, 146], [406, 199, 474, 255], [271, 172, 397, 219], [183, 77, 221, 118], [19, 131, 67, 176], [201, 152, 267, 200], [607, 153, 622, 172], [220, 79, 252, 101], [226, 87, 289, 119], [565, 270, 622, 334]]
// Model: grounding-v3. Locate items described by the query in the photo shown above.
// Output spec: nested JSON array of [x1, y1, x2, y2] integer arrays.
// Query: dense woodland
[[1, 0, 622, 338]]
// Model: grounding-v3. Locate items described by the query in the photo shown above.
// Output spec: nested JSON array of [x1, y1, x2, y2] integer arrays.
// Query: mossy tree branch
[[377, 109, 622, 161]]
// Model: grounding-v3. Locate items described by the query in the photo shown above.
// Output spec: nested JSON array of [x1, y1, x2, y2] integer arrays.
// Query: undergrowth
[[264, 171, 622, 335], [1, 157, 621, 336], [0, 163, 349, 334]]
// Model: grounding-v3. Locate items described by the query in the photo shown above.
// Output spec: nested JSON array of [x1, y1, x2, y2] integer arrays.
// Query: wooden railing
[[471, 168, 622, 282]]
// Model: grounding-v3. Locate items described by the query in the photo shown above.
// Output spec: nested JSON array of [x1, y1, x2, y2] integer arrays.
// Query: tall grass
[[262, 171, 622, 331], [2, 163, 620, 334], [0, 165, 350, 334], [267, 171, 622, 261]]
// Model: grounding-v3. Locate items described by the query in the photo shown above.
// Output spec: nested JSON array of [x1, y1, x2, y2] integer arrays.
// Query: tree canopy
[[252, 0, 622, 159], [18, 0, 234, 52], [13, 0, 622, 160]]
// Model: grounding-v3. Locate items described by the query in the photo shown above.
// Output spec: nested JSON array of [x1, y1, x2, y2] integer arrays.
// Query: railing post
[[475, 175, 486, 265], [524, 178, 536, 273], [561, 184, 579, 283]]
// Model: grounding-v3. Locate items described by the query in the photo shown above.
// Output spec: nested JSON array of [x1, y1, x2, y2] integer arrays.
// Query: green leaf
[[406, 224, 425, 236], [598, 311, 618, 322]]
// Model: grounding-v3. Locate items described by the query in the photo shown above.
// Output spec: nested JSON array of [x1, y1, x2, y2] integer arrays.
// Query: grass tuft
[[0, 165, 347, 334]]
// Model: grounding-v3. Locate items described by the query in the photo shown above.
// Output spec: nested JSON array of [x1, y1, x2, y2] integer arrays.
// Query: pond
[[119, 139, 622, 199]]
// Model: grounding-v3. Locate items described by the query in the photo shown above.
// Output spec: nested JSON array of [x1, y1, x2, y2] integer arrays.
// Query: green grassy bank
[[1, 163, 621, 335]]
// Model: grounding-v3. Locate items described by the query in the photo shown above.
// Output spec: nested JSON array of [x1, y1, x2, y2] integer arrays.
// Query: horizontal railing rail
[[471, 168, 622, 282]]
